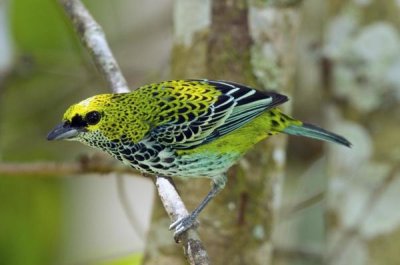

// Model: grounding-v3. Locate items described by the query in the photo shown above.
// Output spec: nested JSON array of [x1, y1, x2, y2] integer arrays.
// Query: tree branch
[[156, 177, 210, 264], [0, 161, 131, 177], [58, 0, 209, 263], [59, 0, 129, 93]]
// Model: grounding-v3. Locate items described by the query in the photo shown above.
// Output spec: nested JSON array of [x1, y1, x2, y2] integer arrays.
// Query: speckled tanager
[[47, 79, 350, 236]]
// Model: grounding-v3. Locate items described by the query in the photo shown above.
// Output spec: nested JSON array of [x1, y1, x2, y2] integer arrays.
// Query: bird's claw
[[169, 214, 199, 242]]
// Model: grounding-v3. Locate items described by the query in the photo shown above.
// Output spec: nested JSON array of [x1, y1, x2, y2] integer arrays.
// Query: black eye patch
[[70, 114, 88, 128]]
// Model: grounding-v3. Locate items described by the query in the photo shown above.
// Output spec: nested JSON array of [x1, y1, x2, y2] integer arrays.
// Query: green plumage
[[48, 79, 351, 236]]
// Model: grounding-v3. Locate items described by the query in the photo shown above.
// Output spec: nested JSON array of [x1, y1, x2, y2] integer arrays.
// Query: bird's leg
[[169, 175, 226, 238]]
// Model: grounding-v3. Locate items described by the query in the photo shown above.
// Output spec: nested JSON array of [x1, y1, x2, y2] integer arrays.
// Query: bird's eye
[[85, 111, 101, 125]]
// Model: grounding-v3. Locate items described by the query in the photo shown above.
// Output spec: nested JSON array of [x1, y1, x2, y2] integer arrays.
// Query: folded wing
[[149, 80, 288, 149]]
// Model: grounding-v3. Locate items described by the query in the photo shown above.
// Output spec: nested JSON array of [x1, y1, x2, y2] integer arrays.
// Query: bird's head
[[47, 94, 114, 143], [47, 93, 150, 146]]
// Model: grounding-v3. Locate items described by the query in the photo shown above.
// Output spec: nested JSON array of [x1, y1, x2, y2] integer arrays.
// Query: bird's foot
[[169, 214, 199, 241]]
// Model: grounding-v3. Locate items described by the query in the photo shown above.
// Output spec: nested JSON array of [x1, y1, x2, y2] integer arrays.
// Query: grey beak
[[47, 122, 80, 141]]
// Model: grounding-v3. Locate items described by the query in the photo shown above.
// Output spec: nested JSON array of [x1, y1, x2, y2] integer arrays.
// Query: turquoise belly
[[175, 151, 241, 178]]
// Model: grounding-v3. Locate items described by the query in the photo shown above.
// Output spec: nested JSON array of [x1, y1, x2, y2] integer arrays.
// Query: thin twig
[[59, 0, 129, 93], [156, 177, 210, 265], [280, 191, 325, 218], [58, 1, 209, 263], [0, 161, 132, 177]]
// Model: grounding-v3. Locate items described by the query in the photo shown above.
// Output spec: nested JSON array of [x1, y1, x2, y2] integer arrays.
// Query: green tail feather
[[283, 122, 351, 147]]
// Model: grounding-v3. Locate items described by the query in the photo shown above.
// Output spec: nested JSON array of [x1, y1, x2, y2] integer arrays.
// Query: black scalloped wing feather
[[149, 80, 288, 150]]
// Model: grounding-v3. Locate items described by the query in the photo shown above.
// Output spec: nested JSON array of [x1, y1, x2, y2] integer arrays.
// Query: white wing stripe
[[235, 89, 256, 101]]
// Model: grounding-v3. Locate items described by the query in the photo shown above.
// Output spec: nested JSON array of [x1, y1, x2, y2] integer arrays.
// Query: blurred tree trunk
[[142, 1, 302, 264], [269, 1, 400, 265], [322, 1, 400, 265]]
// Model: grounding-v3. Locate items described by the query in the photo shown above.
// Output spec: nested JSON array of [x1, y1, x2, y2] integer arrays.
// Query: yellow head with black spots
[[47, 93, 150, 144], [63, 94, 111, 131]]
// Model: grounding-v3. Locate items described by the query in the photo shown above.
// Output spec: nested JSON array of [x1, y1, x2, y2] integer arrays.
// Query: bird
[[47, 79, 351, 237]]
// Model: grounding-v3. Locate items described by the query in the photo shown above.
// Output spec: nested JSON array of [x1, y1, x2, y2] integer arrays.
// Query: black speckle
[[187, 103, 197, 109], [114, 155, 123, 162], [176, 115, 186, 123], [152, 157, 161, 163], [154, 145, 163, 152], [187, 113, 196, 120], [139, 164, 150, 170], [121, 149, 131, 155], [148, 149, 156, 156], [178, 107, 189, 113], [271, 120, 279, 127], [124, 155, 135, 162], [163, 157, 174, 163], [165, 96, 176, 102], [175, 134, 184, 142], [152, 164, 165, 169], [134, 154, 145, 161], [191, 126, 199, 134], [183, 130, 192, 138]]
